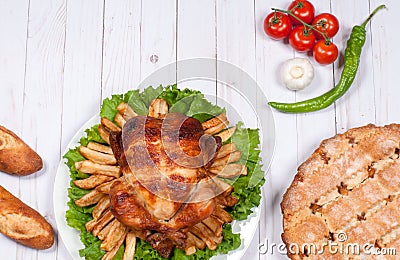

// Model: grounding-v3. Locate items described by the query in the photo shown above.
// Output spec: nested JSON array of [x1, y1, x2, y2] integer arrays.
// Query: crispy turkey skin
[[109, 113, 222, 251]]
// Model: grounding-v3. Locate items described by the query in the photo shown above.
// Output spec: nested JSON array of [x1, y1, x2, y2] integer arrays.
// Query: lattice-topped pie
[[281, 124, 400, 259]]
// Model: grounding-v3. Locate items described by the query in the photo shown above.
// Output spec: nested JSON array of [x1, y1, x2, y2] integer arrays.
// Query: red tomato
[[287, 0, 315, 25], [313, 40, 339, 64], [289, 26, 316, 52], [312, 13, 340, 39], [264, 12, 293, 40]]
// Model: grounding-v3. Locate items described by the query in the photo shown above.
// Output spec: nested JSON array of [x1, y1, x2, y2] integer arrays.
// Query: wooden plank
[[215, 1, 260, 258], [0, 1, 29, 257], [255, 1, 297, 259], [140, 0, 177, 86], [58, 1, 104, 259], [216, 0, 257, 129], [371, 0, 400, 125], [177, 0, 216, 97], [0, 0, 28, 133], [19, 0, 66, 259], [102, 0, 142, 98], [333, 0, 376, 131], [62, 0, 104, 149], [295, 1, 336, 168]]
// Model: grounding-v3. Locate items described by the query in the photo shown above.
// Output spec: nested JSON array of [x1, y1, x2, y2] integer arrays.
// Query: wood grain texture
[[294, 1, 336, 164], [255, 1, 297, 259], [371, 0, 400, 125], [215, 1, 259, 258], [333, 0, 376, 130], [140, 0, 177, 84], [19, 0, 66, 259], [177, 0, 217, 96], [59, 2, 104, 258], [101, 0, 142, 98], [0, 0, 399, 259], [62, 0, 104, 149], [0, 1, 30, 257]]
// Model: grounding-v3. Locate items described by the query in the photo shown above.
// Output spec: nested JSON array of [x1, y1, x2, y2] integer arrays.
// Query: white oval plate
[[54, 115, 262, 260]]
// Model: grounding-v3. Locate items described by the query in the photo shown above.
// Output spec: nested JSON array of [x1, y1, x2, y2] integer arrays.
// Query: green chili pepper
[[268, 4, 386, 113]]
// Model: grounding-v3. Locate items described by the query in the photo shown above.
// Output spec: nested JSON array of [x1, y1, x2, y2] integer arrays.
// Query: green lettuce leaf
[[158, 85, 201, 106], [100, 94, 123, 122], [79, 124, 107, 147], [171, 224, 240, 260], [134, 239, 168, 260], [124, 86, 164, 116], [186, 94, 224, 123], [113, 245, 125, 260], [140, 85, 164, 106], [225, 122, 265, 220], [64, 128, 107, 259], [79, 240, 105, 260]]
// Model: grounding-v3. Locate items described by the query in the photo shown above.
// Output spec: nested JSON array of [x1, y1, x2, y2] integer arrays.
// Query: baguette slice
[[0, 125, 43, 175], [0, 186, 54, 249]]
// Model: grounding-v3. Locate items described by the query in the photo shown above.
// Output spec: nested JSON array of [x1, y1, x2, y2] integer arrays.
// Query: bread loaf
[[0, 125, 43, 175], [0, 185, 54, 249]]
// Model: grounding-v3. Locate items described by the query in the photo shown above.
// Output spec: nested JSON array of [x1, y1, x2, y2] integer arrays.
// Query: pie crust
[[281, 124, 400, 259]]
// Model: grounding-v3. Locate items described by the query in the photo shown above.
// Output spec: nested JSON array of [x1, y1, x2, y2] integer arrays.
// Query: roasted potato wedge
[[102, 229, 128, 260], [148, 98, 169, 118], [215, 126, 236, 143], [185, 246, 196, 255], [92, 196, 111, 220], [87, 142, 113, 154], [195, 222, 222, 244], [75, 160, 121, 178], [204, 121, 229, 135], [85, 218, 97, 233], [97, 219, 115, 240], [92, 210, 115, 237], [212, 205, 233, 223], [75, 189, 106, 207], [202, 113, 227, 130], [215, 143, 236, 159], [202, 216, 223, 236], [98, 125, 110, 144], [212, 177, 233, 196], [189, 226, 217, 250], [211, 151, 242, 167], [73, 174, 114, 190], [209, 164, 247, 178], [186, 232, 206, 250], [101, 117, 121, 132], [101, 220, 127, 251], [114, 113, 126, 127], [95, 179, 117, 194], [117, 102, 137, 119], [86, 209, 113, 233], [79, 146, 116, 165], [123, 231, 137, 260]]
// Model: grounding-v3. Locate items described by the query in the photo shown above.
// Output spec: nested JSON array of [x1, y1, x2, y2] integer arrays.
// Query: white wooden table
[[1, 0, 399, 259]]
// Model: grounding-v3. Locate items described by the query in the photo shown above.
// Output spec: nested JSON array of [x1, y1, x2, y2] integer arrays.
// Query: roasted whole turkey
[[74, 99, 245, 258]]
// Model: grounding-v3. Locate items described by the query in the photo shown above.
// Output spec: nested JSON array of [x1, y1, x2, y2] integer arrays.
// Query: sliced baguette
[[0, 125, 43, 175], [0, 186, 54, 249]]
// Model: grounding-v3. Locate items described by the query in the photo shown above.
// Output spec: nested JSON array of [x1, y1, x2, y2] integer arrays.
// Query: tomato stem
[[289, 1, 303, 13], [269, 11, 281, 27], [271, 7, 331, 43]]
